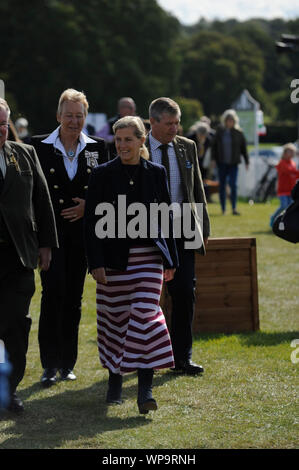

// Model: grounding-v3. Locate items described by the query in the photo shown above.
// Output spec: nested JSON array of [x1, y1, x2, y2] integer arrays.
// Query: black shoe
[[41, 368, 57, 387], [232, 209, 241, 215], [137, 398, 158, 414], [7, 393, 24, 413], [137, 369, 157, 414], [59, 368, 76, 381], [172, 360, 204, 375], [106, 371, 123, 405]]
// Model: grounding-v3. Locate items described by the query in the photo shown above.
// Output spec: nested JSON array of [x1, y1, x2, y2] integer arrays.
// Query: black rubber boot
[[137, 368, 157, 414], [106, 371, 123, 404]]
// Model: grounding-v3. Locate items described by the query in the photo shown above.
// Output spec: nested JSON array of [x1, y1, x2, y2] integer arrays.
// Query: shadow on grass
[[194, 330, 299, 347], [0, 371, 181, 449], [238, 331, 299, 347], [251, 230, 274, 235]]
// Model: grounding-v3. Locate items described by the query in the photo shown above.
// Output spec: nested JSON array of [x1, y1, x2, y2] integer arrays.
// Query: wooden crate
[[161, 237, 259, 333]]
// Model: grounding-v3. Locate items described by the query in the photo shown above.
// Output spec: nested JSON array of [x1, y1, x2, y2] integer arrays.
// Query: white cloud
[[157, 0, 299, 24]]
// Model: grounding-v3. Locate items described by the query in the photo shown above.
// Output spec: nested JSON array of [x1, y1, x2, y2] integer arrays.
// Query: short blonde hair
[[113, 116, 149, 160], [282, 142, 297, 158], [57, 88, 89, 117]]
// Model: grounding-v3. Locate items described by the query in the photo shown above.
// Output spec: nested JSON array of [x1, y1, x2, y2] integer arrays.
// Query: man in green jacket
[[0, 98, 58, 412]]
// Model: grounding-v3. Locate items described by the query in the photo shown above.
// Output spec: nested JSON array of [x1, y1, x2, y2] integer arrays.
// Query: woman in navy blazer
[[31, 89, 108, 387], [84, 116, 178, 414]]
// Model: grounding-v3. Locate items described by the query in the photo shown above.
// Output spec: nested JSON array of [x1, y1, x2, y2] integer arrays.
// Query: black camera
[[276, 34, 299, 53]]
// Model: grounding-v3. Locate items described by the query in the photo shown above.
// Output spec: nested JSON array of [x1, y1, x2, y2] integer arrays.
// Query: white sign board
[[232, 89, 259, 146]]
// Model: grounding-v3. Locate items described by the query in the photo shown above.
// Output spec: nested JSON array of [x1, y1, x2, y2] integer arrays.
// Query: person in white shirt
[[30, 89, 108, 387]]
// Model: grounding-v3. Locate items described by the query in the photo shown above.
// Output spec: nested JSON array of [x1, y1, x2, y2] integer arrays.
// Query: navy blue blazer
[[84, 156, 179, 271], [30, 133, 108, 241]]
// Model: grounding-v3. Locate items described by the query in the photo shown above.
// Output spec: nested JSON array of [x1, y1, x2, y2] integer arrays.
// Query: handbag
[[272, 199, 299, 243]]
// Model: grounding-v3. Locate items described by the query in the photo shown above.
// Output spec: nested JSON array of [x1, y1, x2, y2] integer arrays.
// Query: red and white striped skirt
[[96, 245, 174, 374]]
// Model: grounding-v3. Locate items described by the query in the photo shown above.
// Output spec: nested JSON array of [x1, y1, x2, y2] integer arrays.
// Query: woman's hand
[[163, 268, 176, 282], [38, 247, 52, 271], [91, 267, 107, 284], [61, 197, 85, 222]]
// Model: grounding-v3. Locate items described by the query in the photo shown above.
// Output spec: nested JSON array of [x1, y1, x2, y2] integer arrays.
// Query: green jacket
[[146, 134, 210, 254], [0, 141, 58, 269]]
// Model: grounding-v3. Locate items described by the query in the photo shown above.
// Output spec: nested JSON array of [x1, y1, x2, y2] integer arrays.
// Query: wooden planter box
[[161, 237, 259, 334]]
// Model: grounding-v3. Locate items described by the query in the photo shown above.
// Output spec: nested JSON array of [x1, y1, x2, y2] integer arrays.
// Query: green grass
[[0, 198, 298, 449]]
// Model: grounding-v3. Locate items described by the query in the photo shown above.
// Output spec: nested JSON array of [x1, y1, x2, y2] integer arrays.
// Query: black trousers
[[166, 239, 196, 365], [0, 244, 34, 394], [38, 227, 87, 370]]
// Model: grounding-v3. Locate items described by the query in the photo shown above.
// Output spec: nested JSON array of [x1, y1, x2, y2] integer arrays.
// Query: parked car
[[249, 146, 282, 163]]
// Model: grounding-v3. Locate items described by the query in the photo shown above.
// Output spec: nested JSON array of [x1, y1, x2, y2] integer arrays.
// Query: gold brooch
[[9, 153, 20, 172]]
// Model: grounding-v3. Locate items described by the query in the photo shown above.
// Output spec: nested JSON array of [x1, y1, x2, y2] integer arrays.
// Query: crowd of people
[[0, 89, 298, 415]]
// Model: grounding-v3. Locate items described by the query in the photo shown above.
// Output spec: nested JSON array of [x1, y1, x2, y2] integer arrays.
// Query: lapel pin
[[9, 153, 21, 172]]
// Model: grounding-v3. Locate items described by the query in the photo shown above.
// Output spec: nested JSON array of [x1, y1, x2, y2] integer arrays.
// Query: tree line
[[0, 0, 298, 136]]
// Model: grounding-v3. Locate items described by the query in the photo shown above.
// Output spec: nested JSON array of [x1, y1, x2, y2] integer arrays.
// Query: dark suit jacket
[[0, 141, 58, 269], [291, 179, 299, 201], [146, 134, 210, 254], [30, 134, 108, 240], [84, 156, 179, 271]]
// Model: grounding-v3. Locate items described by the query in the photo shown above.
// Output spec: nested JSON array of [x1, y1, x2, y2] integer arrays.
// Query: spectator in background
[[97, 97, 136, 159], [199, 116, 215, 138], [211, 109, 249, 215], [8, 119, 21, 142], [30, 88, 108, 388], [270, 143, 299, 227], [187, 121, 214, 202], [187, 121, 212, 178], [15, 117, 31, 144]]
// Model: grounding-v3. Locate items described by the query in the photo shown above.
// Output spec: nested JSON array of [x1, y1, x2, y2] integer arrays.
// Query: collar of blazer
[[105, 155, 152, 173], [0, 141, 23, 197], [103, 156, 160, 203]]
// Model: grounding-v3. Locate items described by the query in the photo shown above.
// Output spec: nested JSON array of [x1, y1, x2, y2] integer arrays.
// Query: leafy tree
[[177, 31, 265, 116], [173, 96, 203, 132], [0, 0, 180, 131]]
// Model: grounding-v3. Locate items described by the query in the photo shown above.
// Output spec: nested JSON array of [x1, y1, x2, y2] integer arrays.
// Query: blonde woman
[[31, 89, 108, 387], [212, 109, 249, 215], [84, 116, 178, 414]]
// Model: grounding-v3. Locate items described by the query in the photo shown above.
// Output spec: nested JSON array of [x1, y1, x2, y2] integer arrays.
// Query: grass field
[[0, 197, 298, 450]]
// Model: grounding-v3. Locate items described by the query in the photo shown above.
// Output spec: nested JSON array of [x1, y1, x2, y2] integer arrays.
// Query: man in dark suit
[[146, 97, 210, 375], [0, 98, 58, 412], [31, 89, 108, 387], [96, 97, 136, 159]]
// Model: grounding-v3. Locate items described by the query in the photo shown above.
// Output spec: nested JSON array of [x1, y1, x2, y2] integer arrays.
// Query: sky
[[157, 0, 299, 25]]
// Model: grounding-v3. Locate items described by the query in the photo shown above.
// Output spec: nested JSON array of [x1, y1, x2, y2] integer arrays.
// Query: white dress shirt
[[148, 132, 184, 204], [42, 127, 97, 180], [0, 148, 6, 177]]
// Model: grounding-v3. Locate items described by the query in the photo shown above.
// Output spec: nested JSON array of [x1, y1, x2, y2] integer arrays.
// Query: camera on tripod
[[276, 34, 299, 53]]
